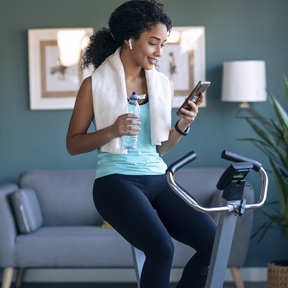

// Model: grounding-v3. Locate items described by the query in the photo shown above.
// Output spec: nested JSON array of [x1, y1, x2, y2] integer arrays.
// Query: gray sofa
[[0, 168, 254, 288]]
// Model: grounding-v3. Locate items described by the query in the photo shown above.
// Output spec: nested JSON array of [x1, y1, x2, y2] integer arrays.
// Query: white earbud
[[128, 39, 132, 50]]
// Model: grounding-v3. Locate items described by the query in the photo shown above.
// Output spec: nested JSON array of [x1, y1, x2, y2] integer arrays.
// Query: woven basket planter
[[267, 260, 288, 288]]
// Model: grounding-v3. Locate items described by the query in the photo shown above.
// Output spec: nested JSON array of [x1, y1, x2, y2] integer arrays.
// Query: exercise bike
[[132, 150, 268, 288]]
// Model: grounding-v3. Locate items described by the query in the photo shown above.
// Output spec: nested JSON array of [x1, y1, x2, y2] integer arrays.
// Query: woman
[[66, 1, 216, 287]]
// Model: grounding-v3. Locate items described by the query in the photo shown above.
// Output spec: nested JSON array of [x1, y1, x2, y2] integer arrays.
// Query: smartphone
[[176, 81, 211, 116]]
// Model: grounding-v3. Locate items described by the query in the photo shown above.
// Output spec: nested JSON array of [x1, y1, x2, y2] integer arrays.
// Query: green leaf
[[284, 126, 288, 147], [282, 224, 288, 237], [245, 118, 277, 148], [251, 141, 283, 166], [265, 201, 280, 205], [261, 209, 283, 223], [279, 167, 288, 179], [271, 119, 284, 136], [267, 92, 288, 130], [271, 161, 288, 224], [252, 221, 274, 244], [284, 75, 288, 101], [244, 120, 288, 168], [270, 206, 284, 217], [239, 115, 280, 141], [276, 152, 288, 172]]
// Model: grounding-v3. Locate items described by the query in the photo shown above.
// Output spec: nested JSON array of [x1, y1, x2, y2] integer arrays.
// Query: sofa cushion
[[11, 188, 43, 233], [14, 226, 194, 268], [14, 226, 135, 267]]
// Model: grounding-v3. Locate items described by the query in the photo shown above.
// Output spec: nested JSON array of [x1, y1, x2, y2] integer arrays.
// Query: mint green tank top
[[95, 101, 167, 179]]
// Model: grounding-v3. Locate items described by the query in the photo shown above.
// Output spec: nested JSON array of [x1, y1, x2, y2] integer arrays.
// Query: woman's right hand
[[67, 78, 142, 155], [110, 113, 141, 138], [66, 77, 141, 155]]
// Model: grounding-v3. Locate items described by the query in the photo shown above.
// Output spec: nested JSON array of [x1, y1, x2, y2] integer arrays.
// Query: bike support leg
[[131, 245, 145, 288], [205, 200, 240, 288]]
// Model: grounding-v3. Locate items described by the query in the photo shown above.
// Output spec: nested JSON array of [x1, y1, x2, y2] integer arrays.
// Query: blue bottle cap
[[130, 91, 138, 100]]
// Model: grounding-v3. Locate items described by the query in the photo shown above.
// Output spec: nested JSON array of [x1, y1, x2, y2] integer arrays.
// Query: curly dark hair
[[82, 0, 172, 70]]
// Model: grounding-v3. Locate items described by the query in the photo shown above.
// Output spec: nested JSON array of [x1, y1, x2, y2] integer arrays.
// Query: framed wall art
[[28, 28, 93, 110], [157, 26, 206, 107]]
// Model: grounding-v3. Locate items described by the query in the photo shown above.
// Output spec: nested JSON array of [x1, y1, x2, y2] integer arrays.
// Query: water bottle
[[121, 92, 141, 150]]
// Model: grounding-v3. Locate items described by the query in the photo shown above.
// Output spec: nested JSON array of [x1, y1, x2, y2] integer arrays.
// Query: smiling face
[[127, 23, 168, 70]]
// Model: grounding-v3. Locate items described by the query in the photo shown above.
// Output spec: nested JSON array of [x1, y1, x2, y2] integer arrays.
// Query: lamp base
[[239, 102, 250, 109]]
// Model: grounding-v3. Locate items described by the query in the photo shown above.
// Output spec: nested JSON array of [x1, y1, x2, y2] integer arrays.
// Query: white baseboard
[[1, 267, 267, 283], [225, 268, 267, 282]]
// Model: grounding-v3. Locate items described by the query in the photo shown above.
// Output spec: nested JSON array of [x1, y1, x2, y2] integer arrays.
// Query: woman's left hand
[[157, 92, 204, 157], [178, 92, 204, 126]]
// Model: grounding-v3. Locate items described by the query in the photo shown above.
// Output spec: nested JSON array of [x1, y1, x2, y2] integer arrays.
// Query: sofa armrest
[[0, 183, 19, 267]]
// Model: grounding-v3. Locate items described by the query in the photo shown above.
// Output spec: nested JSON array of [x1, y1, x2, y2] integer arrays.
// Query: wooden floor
[[9, 282, 267, 288]]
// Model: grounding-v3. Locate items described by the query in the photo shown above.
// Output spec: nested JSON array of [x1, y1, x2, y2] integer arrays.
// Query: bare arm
[[157, 81, 204, 157], [66, 77, 141, 156]]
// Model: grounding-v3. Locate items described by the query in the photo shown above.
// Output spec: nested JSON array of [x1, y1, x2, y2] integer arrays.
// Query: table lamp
[[221, 60, 267, 108]]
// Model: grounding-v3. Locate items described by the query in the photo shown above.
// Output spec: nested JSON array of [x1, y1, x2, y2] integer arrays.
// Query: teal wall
[[1, 0, 288, 268]]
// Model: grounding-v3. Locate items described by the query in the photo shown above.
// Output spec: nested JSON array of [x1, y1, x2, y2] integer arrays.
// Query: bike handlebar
[[221, 150, 262, 172], [166, 151, 197, 175], [166, 151, 268, 214]]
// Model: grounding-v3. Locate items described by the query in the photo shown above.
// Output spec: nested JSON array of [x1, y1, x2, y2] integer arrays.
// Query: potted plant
[[238, 76, 288, 287]]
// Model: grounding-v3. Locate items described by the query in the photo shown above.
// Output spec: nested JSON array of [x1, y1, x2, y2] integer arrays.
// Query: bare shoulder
[[67, 76, 94, 139], [83, 76, 92, 86], [72, 76, 93, 120], [77, 76, 92, 99]]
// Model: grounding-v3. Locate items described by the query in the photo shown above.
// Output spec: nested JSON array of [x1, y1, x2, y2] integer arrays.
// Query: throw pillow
[[11, 188, 43, 233]]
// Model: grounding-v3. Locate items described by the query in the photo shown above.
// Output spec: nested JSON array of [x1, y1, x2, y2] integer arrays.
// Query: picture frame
[[28, 28, 94, 110], [157, 27, 206, 107]]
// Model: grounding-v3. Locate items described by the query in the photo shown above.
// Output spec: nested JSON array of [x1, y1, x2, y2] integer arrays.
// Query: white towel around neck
[[92, 47, 171, 154]]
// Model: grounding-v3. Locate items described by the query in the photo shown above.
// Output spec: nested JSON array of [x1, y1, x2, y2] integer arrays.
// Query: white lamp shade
[[222, 61, 267, 102]]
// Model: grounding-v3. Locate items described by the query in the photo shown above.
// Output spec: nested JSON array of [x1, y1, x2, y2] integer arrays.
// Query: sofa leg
[[2, 267, 14, 288], [230, 267, 244, 288], [15, 268, 25, 287]]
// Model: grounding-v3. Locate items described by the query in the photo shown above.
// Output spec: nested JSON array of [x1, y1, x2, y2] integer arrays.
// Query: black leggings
[[93, 174, 216, 288]]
